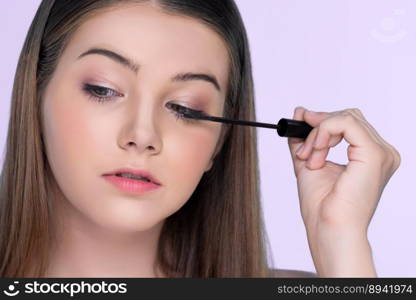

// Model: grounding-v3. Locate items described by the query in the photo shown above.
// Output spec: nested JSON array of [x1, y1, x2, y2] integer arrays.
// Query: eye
[[82, 83, 123, 103], [166, 102, 205, 123]]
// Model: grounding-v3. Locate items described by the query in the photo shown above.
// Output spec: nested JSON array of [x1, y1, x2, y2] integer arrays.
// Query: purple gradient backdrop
[[1, 1, 414, 276]]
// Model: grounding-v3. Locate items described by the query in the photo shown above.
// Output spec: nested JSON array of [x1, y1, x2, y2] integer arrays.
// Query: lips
[[103, 168, 161, 185]]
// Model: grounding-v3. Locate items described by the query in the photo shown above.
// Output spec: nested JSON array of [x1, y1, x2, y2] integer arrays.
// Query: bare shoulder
[[270, 268, 317, 278]]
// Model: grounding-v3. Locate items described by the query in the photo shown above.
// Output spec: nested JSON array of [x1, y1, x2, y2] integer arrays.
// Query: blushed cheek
[[42, 96, 104, 178], [167, 128, 219, 185]]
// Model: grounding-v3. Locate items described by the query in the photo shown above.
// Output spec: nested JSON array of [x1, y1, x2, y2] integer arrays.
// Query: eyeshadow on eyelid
[[80, 71, 219, 102], [81, 75, 123, 90]]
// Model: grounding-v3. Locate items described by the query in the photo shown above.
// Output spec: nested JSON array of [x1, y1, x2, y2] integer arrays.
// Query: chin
[[90, 209, 165, 234]]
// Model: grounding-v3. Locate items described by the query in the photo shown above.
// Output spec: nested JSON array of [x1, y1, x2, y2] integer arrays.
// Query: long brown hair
[[0, 0, 274, 277]]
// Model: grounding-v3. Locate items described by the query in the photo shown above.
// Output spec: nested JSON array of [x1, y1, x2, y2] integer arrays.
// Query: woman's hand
[[287, 107, 401, 277]]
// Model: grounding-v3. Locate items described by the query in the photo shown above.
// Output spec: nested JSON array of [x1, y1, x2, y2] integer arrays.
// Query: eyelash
[[82, 83, 122, 103], [81, 83, 202, 123]]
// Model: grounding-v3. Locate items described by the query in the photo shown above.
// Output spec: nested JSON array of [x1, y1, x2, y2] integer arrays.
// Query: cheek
[[42, 94, 110, 219], [164, 125, 219, 190], [153, 126, 219, 226], [43, 97, 105, 175]]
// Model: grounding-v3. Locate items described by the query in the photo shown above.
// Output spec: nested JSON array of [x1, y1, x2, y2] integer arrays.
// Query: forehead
[[61, 2, 230, 92]]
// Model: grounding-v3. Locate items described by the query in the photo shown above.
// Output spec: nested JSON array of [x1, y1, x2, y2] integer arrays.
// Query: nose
[[117, 100, 162, 155]]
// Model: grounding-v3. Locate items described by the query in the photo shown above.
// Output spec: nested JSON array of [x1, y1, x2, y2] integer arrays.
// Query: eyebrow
[[77, 47, 221, 92]]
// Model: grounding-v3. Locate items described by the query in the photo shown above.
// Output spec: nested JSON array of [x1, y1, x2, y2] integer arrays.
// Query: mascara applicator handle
[[277, 118, 313, 139]]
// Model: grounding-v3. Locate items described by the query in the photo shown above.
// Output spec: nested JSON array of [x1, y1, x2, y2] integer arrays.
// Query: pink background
[[1, 1, 414, 276]]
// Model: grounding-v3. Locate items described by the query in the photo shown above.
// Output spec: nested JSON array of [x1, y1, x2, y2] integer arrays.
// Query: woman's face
[[41, 2, 229, 233]]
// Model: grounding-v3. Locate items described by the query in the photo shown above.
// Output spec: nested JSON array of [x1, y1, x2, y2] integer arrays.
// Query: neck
[[46, 186, 165, 278]]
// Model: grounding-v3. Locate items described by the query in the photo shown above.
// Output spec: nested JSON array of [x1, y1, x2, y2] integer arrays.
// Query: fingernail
[[296, 144, 304, 155]]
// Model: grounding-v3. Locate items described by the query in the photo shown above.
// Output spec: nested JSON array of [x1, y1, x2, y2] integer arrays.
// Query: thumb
[[287, 107, 309, 176], [287, 107, 330, 176], [287, 107, 331, 153], [288, 107, 308, 154]]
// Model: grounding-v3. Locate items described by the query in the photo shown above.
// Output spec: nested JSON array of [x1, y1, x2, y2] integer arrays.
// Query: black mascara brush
[[169, 103, 313, 139]]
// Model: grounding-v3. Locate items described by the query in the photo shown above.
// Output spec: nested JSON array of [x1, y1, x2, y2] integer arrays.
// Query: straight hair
[[0, 0, 275, 277]]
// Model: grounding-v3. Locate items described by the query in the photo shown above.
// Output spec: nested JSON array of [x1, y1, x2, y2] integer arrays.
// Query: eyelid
[[83, 71, 124, 90], [166, 102, 204, 124], [91, 82, 121, 92], [167, 102, 204, 114], [84, 83, 123, 95], [82, 83, 124, 104]]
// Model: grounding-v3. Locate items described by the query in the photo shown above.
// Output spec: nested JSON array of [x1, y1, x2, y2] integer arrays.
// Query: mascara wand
[[171, 104, 313, 139]]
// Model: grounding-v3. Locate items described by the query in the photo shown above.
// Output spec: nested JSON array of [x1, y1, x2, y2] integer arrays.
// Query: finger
[[288, 107, 337, 176], [349, 108, 401, 168], [295, 127, 319, 160], [337, 109, 393, 160], [349, 109, 396, 149], [345, 109, 384, 146], [288, 106, 307, 158], [303, 109, 332, 127], [288, 106, 309, 176], [298, 126, 344, 170], [297, 110, 343, 160], [306, 147, 330, 169], [288, 107, 330, 154], [313, 111, 375, 152]]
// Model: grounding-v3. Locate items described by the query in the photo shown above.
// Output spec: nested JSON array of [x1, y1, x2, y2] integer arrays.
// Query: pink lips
[[103, 168, 161, 185], [102, 175, 161, 195]]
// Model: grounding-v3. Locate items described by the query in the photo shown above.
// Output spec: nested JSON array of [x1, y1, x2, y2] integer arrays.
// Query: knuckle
[[372, 145, 389, 162], [390, 146, 402, 169], [395, 149, 401, 166], [344, 108, 357, 114], [341, 111, 356, 122], [352, 108, 366, 122], [352, 108, 364, 118], [381, 142, 401, 169], [343, 108, 363, 119]]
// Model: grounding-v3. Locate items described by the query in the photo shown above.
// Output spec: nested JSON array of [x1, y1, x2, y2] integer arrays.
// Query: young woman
[[0, 0, 401, 277]]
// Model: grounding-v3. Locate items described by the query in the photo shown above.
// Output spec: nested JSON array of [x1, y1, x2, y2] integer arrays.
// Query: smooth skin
[[41, 1, 310, 278], [39, 1, 401, 277], [42, 3, 228, 277], [288, 107, 401, 277]]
